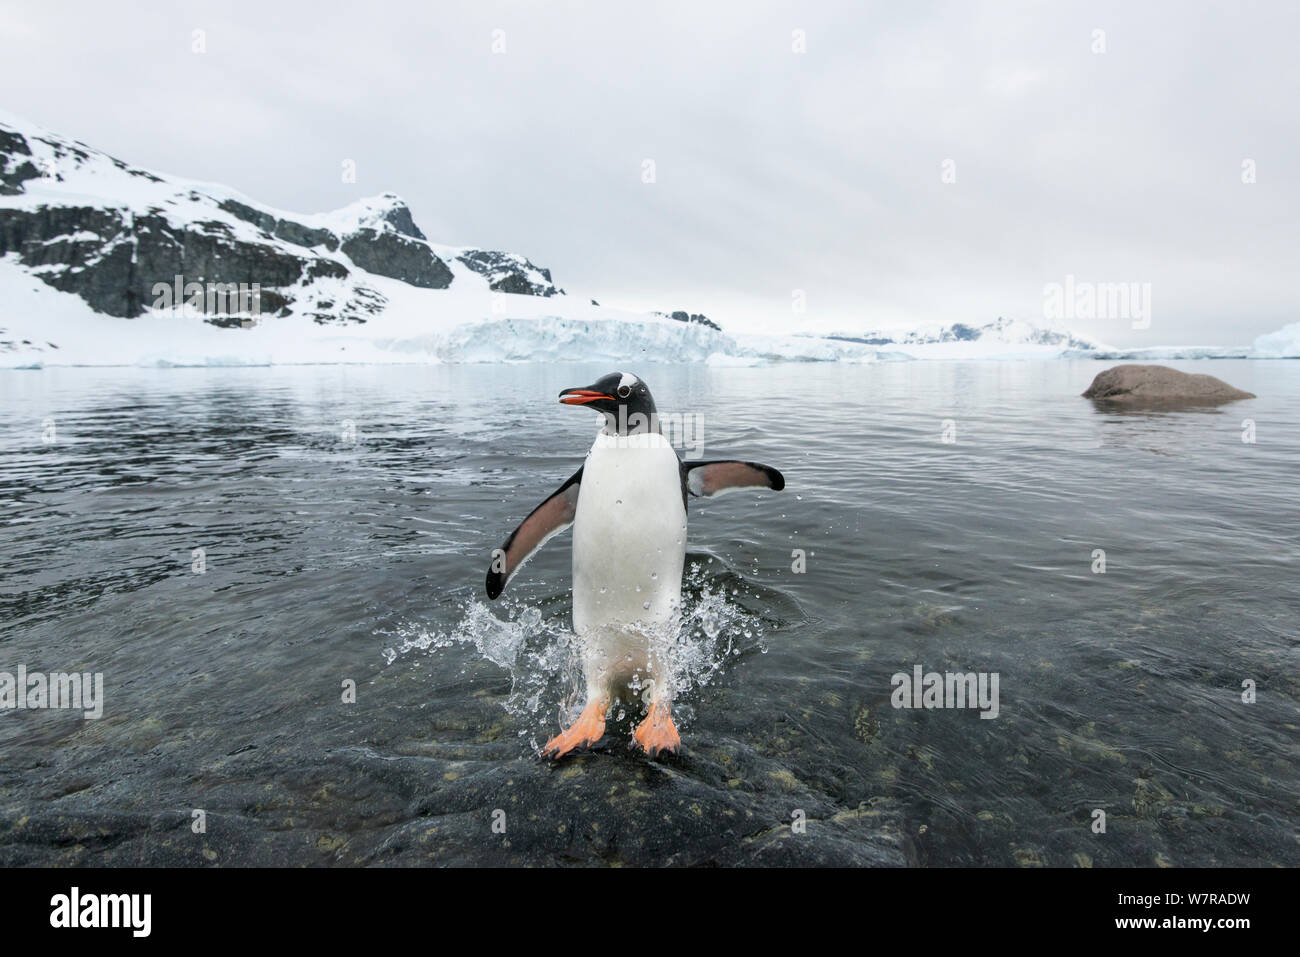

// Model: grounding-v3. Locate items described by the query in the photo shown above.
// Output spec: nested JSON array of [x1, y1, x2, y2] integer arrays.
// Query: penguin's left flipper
[[682, 460, 785, 498], [486, 467, 583, 599]]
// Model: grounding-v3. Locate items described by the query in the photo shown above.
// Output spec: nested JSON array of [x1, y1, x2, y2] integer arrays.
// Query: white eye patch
[[617, 373, 639, 392]]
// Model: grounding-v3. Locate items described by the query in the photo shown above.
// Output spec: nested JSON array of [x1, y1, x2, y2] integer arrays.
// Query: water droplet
[[643, 601, 651, 610]]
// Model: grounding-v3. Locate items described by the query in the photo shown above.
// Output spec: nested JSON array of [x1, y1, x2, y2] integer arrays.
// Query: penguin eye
[[617, 385, 632, 398]]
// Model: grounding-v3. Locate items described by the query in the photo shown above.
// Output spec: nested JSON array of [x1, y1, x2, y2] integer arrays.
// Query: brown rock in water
[[1082, 364, 1255, 405]]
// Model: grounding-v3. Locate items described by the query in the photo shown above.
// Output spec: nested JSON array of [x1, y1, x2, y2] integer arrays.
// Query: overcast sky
[[3, 0, 1297, 346]]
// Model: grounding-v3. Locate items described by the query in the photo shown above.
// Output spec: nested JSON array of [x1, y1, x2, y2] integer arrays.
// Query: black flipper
[[681, 460, 785, 499], [485, 467, 583, 599]]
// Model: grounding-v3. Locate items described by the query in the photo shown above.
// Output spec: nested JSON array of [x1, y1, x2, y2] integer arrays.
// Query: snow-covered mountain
[[817, 316, 1108, 359], [3, 111, 1292, 367], [0, 111, 757, 366], [0, 118, 573, 322]]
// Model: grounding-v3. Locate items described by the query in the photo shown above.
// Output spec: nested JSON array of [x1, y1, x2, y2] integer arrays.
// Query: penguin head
[[559, 372, 659, 435]]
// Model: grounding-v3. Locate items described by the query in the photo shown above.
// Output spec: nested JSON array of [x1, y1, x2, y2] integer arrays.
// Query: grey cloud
[[1, 0, 1295, 346]]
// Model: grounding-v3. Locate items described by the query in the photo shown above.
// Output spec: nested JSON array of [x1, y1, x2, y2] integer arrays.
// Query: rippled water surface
[[1, 360, 1296, 866]]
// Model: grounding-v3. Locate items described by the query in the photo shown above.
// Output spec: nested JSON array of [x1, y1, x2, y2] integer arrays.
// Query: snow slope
[[0, 253, 901, 367]]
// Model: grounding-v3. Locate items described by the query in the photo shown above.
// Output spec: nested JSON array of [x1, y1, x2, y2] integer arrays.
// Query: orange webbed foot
[[632, 701, 680, 758], [541, 697, 609, 759]]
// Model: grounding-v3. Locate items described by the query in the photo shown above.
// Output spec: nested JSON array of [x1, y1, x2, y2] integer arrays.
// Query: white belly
[[572, 431, 687, 692]]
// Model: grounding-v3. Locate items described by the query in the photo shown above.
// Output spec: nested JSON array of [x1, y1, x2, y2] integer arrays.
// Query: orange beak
[[558, 389, 612, 406]]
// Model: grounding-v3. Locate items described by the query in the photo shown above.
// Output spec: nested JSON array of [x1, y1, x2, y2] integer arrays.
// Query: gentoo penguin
[[485, 372, 784, 759]]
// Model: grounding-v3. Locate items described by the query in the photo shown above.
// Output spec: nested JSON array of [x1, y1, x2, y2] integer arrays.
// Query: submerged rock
[[1082, 364, 1255, 405]]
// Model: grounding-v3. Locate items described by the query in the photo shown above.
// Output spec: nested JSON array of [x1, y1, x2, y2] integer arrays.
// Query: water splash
[[382, 560, 771, 747]]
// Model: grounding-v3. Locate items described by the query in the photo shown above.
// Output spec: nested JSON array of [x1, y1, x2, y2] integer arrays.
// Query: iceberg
[[1251, 321, 1300, 359]]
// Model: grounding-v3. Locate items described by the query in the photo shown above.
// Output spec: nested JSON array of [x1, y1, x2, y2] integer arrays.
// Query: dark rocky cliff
[[0, 118, 559, 324]]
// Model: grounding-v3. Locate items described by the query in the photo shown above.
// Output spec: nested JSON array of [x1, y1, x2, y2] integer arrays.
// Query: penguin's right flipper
[[485, 467, 583, 599]]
